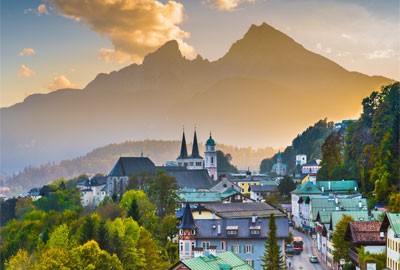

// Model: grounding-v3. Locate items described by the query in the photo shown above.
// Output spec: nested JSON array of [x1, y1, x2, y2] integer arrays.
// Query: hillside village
[[3, 121, 398, 270]]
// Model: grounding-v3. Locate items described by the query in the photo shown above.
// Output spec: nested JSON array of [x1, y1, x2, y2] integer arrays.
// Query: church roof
[[178, 202, 196, 229], [108, 157, 156, 176], [190, 130, 203, 159], [160, 167, 213, 189], [206, 133, 216, 146], [177, 130, 188, 159]]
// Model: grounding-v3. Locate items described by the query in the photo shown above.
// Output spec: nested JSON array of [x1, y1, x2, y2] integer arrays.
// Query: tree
[[217, 150, 238, 173], [127, 198, 140, 223], [146, 170, 179, 219], [277, 175, 296, 197], [261, 214, 283, 270], [332, 215, 354, 262], [159, 215, 178, 244], [5, 249, 34, 270], [318, 129, 345, 180], [357, 246, 386, 270]]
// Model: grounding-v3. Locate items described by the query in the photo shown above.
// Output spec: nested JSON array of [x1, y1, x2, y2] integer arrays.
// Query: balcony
[[348, 248, 359, 265]]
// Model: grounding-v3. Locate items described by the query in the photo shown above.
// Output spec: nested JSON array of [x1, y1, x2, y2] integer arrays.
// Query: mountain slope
[[0, 23, 393, 174]]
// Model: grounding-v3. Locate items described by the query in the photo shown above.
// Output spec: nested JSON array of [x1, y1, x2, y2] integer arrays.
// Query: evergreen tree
[[261, 214, 283, 270], [127, 198, 140, 223]]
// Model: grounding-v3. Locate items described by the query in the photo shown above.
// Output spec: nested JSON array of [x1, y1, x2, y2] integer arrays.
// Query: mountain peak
[[143, 40, 183, 65]]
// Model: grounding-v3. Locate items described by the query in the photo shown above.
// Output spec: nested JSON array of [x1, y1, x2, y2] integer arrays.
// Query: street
[[285, 229, 324, 270]]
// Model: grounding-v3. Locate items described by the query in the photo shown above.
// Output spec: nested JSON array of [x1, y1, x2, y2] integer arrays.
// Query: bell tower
[[205, 133, 217, 180]]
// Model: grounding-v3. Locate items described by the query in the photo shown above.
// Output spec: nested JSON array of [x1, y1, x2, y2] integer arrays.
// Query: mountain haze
[[1, 23, 393, 174]]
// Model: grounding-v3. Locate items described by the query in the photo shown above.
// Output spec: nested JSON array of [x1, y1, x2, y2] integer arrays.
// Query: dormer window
[[226, 225, 238, 235], [191, 229, 196, 235], [250, 225, 261, 235]]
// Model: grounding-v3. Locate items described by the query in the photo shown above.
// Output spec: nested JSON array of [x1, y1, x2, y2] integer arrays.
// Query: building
[[301, 159, 321, 183], [204, 133, 218, 181], [177, 201, 289, 270], [170, 251, 254, 270], [296, 154, 307, 166], [291, 180, 360, 228], [229, 171, 270, 195], [380, 212, 400, 270], [344, 221, 386, 269], [271, 151, 287, 176], [249, 182, 278, 201], [77, 175, 107, 207], [177, 130, 218, 181]]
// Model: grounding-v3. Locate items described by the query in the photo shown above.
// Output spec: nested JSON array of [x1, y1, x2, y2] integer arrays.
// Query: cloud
[[364, 49, 399, 59], [207, 0, 256, 11], [18, 65, 36, 77], [37, 4, 49, 15], [19, 48, 36, 56], [98, 48, 132, 64], [49, 0, 195, 63], [47, 75, 77, 91], [24, 8, 33, 14]]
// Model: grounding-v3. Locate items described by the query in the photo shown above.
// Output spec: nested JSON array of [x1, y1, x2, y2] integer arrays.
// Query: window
[[180, 242, 183, 251], [191, 229, 196, 235], [202, 242, 210, 250], [250, 229, 260, 235], [246, 259, 254, 267], [220, 241, 226, 251], [245, 244, 253, 253], [227, 230, 238, 235], [211, 157, 214, 164], [232, 244, 240, 254], [189, 162, 194, 166], [179, 229, 183, 235]]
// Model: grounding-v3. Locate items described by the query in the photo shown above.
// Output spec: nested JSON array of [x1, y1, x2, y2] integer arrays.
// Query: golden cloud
[[37, 4, 49, 15], [208, 0, 255, 11], [47, 75, 77, 91], [98, 48, 133, 64], [49, 0, 195, 63], [19, 65, 36, 77], [19, 48, 36, 56]]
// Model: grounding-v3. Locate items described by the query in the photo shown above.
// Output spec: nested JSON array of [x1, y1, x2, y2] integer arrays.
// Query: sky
[[1, 0, 399, 108]]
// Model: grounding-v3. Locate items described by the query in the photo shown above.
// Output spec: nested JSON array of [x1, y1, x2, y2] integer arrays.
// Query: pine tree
[[261, 214, 283, 270]]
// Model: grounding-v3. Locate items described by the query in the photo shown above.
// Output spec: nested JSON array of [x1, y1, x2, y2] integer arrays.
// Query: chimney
[[217, 224, 221, 234], [335, 197, 339, 204], [359, 201, 362, 208], [321, 186, 324, 193], [252, 214, 258, 224], [212, 212, 216, 220], [328, 181, 331, 190], [380, 232, 385, 238]]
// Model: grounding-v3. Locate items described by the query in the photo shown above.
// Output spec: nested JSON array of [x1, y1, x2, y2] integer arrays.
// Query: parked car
[[286, 248, 301, 255], [309, 256, 319, 263]]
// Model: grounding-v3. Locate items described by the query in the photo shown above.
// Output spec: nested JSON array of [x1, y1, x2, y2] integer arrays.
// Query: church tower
[[178, 202, 197, 260], [205, 133, 218, 181], [186, 129, 204, 170], [177, 129, 189, 167]]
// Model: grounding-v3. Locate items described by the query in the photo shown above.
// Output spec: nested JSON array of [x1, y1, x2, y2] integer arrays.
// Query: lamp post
[[339, 258, 345, 270]]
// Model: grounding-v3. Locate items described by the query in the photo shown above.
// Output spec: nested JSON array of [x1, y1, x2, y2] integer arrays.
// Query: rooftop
[[344, 221, 386, 245], [174, 251, 254, 270], [203, 202, 285, 218]]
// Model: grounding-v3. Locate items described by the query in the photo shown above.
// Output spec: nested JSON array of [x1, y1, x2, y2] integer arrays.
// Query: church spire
[[178, 202, 196, 229], [190, 128, 202, 158], [177, 128, 188, 159]]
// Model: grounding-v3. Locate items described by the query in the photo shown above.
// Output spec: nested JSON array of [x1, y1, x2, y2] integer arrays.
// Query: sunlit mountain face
[[1, 22, 393, 174]]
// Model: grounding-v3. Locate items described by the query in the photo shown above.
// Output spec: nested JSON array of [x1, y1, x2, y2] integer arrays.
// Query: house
[[380, 212, 400, 270], [27, 187, 42, 201], [161, 166, 214, 190], [296, 154, 307, 166], [344, 221, 386, 268], [177, 201, 289, 270], [291, 180, 360, 228], [301, 159, 321, 182], [77, 175, 107, 208], [177, 188, 245, 205], [249, 182, 278, 201], [170, 251, 254, 270], [229, 171, 269, 195], [210, 177, 241, 193]]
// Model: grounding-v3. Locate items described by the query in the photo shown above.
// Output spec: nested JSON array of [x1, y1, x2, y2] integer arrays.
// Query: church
[[176, 129, 218, 181]]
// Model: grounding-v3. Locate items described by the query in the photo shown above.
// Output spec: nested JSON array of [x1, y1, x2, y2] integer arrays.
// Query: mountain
[[1, 22, 393, 174]]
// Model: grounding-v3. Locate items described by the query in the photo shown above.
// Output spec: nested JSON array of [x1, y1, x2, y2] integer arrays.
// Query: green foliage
[[147, 170, 179, 219], [332, 215, 354, 262], [319, 82, 399, 205], [5, 249, 34, 270], [260, 119, 334, 174], [0, 198, 17, 226], [47, 223, 74, 250], [261, 214, 283, 270], [277, 175, 296, 197], [35, 185, 82, 213], [217, 150, 239, 173], [357, 246, 386, 270]]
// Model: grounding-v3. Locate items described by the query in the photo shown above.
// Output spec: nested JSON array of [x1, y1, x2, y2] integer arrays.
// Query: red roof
[[345, 221, 386, 245]]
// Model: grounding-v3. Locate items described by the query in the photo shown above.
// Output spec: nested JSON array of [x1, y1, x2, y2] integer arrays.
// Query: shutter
[[251, 245, 253, 253]]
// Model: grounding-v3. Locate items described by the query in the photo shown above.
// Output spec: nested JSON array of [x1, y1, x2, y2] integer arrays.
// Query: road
[[285, 229, 324, 270]]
